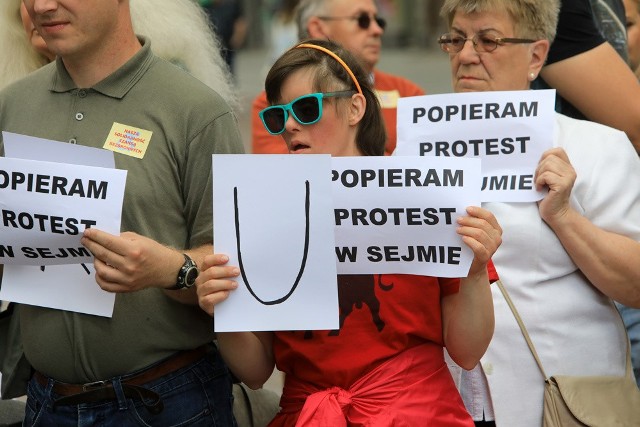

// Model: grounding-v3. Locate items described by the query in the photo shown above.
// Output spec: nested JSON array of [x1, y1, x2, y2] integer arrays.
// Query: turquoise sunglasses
[[259, 90, 355, 135]]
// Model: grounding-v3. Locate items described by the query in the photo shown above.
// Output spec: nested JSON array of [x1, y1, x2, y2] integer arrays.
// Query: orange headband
[[295, 43, 363, 95]]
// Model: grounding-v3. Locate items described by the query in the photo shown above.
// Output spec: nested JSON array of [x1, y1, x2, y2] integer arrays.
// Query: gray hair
[[440, 0, 560, 43], [295, 0, 331, 39]]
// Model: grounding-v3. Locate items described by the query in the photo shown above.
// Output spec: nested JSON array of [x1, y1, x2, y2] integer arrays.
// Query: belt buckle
[[82, 380, 109, 391]]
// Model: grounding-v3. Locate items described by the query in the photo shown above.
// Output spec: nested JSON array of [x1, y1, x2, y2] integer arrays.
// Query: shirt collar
[[50, 36, 154, 99]]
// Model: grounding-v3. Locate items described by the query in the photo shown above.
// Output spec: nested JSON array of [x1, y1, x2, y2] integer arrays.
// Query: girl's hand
[[195, 253, 240, 316], [457, 206, 502, 277]]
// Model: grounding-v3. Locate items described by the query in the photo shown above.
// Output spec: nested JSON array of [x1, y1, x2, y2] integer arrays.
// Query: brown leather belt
[[33, 345, 208, 413]]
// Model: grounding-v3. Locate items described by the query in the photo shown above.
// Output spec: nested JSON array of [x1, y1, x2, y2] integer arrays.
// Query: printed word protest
[[419, 136, 531, 156], [2, 209, 96, 235], [334, 207, 456, 226]]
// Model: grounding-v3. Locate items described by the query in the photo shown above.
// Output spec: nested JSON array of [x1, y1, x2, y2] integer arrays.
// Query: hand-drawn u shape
[[233, 180, 310, 305]]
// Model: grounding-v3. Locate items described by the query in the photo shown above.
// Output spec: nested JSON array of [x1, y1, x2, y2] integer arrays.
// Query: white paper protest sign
[[212, 154, 339, 332], [0, 264, 115, 317], [1, 133, 119, 317], [331, 155, 480, 276], [3, 131, 115, 167], [0, 157, 126, 265], [395, 89, 556, 202]]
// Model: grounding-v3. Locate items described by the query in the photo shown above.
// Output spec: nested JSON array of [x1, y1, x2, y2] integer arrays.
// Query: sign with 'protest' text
[[395, 89, 556, 202]]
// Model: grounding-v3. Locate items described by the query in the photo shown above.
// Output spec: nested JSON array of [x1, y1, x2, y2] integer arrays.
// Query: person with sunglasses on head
[[438, 1, 640, 426], [252, 0, 425, 156], [196, 38, 502, 426]]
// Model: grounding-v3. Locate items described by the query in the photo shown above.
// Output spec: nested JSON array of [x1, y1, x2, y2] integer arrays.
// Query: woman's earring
[[529, 72, 536, 80]]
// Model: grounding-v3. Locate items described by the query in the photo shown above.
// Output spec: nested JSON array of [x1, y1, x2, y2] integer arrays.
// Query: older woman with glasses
[[196, 38, 503, 426], [438, 1, 640, 426]]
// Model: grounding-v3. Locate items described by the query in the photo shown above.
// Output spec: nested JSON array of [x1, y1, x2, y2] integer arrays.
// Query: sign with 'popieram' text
[[0, 157, 126, 265], [331, 155, 480, 276], [395, 89, 556, 202]]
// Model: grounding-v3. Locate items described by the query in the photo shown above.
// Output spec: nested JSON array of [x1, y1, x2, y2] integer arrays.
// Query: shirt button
[[69, 138, 77, 144], [78, 90, 87, 98], [75, 112, 84, 121]]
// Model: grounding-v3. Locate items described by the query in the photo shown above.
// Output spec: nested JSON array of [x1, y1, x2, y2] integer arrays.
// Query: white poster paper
[[3, 132, 115, 168], [395, 89, 556, 202], [1, 133, 119, 317], [1, 263, 114, 317], [0, 157, 126, 265], [331, 156, 480, 276], [212, 154, 339, 332]]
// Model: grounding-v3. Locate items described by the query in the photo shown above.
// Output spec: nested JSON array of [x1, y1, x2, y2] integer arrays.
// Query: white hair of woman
[[0, 0, 48, 90], [0, 0, 239, 110], [130, 0, 239, 110]]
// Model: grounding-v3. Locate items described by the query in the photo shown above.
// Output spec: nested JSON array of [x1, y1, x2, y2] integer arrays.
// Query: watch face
[[185, 267, 199, 286]]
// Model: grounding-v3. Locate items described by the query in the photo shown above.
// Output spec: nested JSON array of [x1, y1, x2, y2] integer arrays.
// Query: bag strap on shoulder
[[495, 279, 633, 381]]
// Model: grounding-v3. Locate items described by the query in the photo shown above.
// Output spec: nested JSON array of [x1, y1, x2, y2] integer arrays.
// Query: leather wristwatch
[[168, 254, 199, 290]]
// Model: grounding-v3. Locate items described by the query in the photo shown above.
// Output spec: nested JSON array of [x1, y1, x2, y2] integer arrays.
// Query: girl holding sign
[[196, 39, 502, 426]]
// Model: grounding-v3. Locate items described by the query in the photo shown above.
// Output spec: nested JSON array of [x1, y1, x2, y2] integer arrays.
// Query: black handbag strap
[[495, 279, 633, 381]]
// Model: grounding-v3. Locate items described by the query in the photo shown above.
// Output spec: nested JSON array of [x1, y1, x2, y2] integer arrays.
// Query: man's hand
[[81, 229, 184, 293]]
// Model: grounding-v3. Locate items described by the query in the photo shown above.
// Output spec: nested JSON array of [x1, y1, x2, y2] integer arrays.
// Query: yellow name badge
[[103, 122, 153, 159], [375, 89, 400, 109]]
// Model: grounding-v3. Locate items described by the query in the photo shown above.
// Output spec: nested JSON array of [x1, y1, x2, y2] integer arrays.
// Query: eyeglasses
[[438, 33, 537, 53], [259, 91, 355, 135], [318, 13, 386, 30]]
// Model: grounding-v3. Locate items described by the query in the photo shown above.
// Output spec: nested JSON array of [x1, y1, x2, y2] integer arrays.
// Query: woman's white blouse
[[453, 113, 640, 426]]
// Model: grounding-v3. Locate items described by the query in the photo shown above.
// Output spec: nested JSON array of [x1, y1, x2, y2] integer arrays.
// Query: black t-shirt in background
[[533, 0, 609, 120]]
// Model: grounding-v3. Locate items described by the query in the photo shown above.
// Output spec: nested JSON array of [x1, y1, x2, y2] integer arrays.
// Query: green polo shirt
[[0, 38, 244, 382]]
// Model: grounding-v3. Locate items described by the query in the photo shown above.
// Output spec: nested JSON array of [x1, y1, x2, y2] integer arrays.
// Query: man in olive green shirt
[[0, 0, 243, 424]]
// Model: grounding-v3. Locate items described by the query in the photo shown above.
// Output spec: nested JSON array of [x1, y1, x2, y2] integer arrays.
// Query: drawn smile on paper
[[233, 181, 310, 305]]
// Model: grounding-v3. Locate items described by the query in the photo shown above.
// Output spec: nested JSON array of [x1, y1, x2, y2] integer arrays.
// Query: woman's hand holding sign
[[457, 206, 503, 278], [534, 147, 576, 227]]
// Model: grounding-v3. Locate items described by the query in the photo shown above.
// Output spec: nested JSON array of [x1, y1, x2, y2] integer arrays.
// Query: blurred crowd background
[[242, 0, 447, 49]]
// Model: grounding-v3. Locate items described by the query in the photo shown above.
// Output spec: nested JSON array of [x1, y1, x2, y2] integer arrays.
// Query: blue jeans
[[616, 302, 640, 387], [23, 347, 237, 426]]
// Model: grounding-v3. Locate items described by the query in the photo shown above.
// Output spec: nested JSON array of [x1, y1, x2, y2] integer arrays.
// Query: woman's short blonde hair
[[440, 0, 560, 43]]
